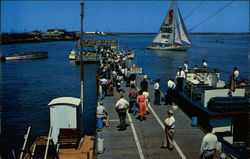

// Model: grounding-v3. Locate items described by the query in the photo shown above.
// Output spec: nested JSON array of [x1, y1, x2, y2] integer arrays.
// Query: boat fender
[[191, 117, 198, 127]]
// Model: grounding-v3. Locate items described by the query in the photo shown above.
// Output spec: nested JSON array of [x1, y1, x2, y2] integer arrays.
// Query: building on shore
[[42, 28, 66, 40]]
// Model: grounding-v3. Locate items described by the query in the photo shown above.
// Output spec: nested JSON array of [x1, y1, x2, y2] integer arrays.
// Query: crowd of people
[[96, 54, 238, 158]]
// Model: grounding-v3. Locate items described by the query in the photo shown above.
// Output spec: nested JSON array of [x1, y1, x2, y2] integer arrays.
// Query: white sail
[[149, 0, 191, 50], [177, 9, 191, 45], [153, 2, 175, 44], [174, 24, 182, 45], [173, 8, 182, 45]]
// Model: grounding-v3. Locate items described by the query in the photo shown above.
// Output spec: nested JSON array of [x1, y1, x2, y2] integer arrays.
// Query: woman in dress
[[137, 91, 147, 121]]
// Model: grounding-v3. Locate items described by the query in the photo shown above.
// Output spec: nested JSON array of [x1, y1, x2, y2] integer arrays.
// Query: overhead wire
[[188, 0, 234, 32], [183, 1, 204, 21]]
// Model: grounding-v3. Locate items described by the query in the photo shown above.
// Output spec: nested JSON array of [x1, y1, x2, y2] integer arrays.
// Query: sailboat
[[147, 0, 191, 51]]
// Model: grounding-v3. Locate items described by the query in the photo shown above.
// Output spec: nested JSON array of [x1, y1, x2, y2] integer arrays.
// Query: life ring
[[207, 97, 250, 112]]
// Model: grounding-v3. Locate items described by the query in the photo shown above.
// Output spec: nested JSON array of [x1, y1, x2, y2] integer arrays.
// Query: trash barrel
[[191, 117, 198, 127], [98, 138, 104, 154], [97, 118, 103, 129]]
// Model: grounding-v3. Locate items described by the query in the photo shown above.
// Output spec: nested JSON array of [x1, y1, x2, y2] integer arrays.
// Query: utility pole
[[79, 0, 85, 135]]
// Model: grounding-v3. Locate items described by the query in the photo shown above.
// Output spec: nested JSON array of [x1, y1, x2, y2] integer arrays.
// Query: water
[[0, 34, 249, 155]]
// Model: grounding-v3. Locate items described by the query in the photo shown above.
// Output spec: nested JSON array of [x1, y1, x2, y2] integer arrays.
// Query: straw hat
[[168, 110, 174, 114]]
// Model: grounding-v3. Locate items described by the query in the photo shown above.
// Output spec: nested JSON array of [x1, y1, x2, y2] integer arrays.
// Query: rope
[[183, 1, 204, 21], [188, 1, 234, 32]]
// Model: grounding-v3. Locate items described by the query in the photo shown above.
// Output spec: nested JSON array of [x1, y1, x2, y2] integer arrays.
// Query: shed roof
[[48, 97, 80, 107]]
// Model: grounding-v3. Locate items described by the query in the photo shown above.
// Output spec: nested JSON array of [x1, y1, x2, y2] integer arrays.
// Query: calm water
[[0, 34, 249, 154]]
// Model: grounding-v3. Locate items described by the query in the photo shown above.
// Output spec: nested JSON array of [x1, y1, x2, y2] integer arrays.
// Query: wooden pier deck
[[96, 75, 224, 159]]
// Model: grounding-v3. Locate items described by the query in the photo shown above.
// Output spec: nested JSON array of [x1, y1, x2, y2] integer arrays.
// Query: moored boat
[[69, 49, 76, 60], [122, 50, 135, 59], [173, 68, 249, 158], [1, 51, 48, 62]]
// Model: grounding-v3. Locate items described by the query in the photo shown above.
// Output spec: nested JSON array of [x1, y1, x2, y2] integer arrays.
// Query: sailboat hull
[[146, 45, 191, 51]]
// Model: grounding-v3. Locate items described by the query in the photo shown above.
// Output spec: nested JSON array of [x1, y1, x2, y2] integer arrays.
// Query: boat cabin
[[184, 71, 246, 107], [175, 70, 249, 158]]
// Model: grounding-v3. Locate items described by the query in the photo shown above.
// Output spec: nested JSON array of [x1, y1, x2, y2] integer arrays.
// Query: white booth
[[48, 97, 80, 144]]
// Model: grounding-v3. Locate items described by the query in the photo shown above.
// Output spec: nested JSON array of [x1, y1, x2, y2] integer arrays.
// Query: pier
[[95, 74, 227, 159], [75, 54, 100, 64]]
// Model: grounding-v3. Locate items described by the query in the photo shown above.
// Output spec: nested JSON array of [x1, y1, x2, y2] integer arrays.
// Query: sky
[[1, 1, 249, 33]]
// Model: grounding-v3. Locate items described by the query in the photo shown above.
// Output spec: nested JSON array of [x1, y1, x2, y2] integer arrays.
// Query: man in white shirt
[[233, 67, 239, 80], [165, 78, 176, 105], [162, 110, 175, 150], [183, 61, 189, 72], [200, 128, 217, 159], [175, 67, 185, 92], [230, 67, 240, 92], [100, 77, 108, 96], [154, 79, 161, 105], [202, 59, 208, 71], [115, 94, 130, 131], [96, 102, 109, 127]]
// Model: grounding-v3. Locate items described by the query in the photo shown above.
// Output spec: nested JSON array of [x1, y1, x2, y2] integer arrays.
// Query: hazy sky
[[1, 1, 249, 33]]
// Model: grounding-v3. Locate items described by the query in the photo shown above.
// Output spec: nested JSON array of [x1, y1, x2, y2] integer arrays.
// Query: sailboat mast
[[79, 0, 85, 135]]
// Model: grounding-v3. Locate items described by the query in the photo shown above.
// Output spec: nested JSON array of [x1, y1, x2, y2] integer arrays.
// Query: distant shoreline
[[0, 32, 249, 45]]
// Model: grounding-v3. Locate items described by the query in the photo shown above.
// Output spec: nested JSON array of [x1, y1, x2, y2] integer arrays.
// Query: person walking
[[162, 110, 175, 150], [232, 67, 239, 81], [200, 128, 218, 159], [107, 79, 114, 96], [175, 67, 185, 92], [129, 73, 136, 87], [137, 91, 147, 121], [231, 67, 239, 92], [96, 102, 109, 129], [154, 79, 161, 105], [140, 75, 149, 92], [143, 91, 150, 114], [165, 78, 176, 105], [100, 76, 108, 96], [128, 84, 138, 116], [115, 94, 130, 131]]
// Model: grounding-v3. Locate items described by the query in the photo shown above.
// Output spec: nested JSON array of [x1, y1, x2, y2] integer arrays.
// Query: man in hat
[[154, 79, 161, 105], [140, 75, 149, 92], [175, 67, 185, 92], [162, 109, 175, 150]]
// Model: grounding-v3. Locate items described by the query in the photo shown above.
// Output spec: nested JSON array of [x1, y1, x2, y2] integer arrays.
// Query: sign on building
[[80, 39, 118, 49], [130, 68, 143, 74]]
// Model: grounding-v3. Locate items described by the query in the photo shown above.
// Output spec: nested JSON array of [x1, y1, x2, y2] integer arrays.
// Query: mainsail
[[153, 2, 175, 44], [153, 1, 191, 45]]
